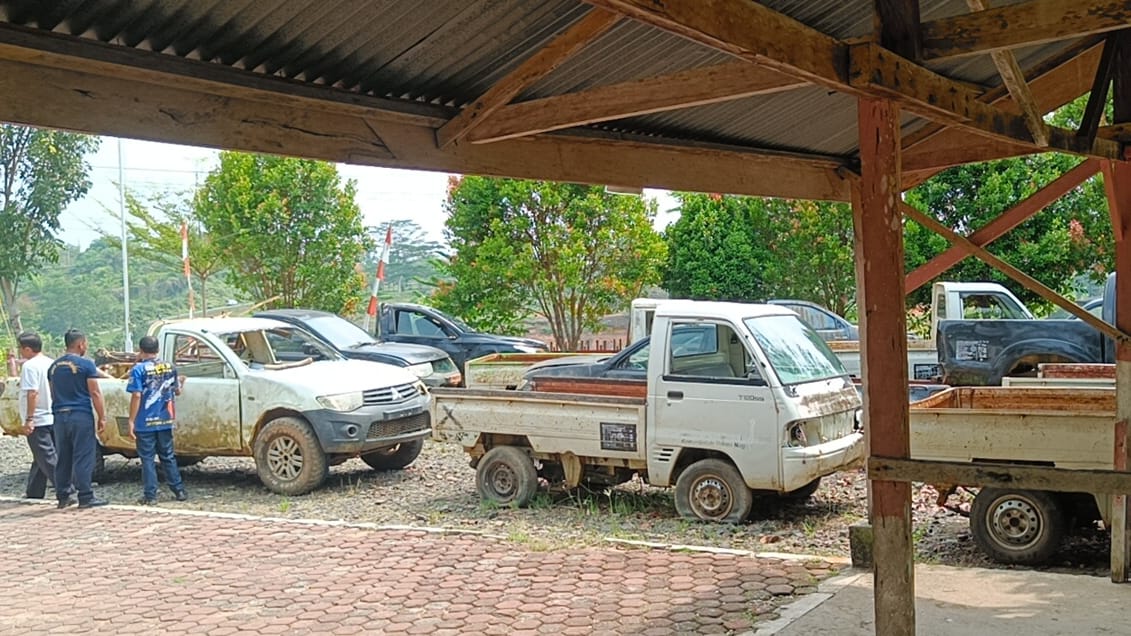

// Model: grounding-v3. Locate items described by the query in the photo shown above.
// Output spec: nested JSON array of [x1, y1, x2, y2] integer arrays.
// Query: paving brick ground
[[0, 500, 839, 635]]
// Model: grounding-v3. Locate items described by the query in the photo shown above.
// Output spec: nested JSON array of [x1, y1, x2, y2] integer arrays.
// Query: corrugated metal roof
[[0, 0, 1097, 160]]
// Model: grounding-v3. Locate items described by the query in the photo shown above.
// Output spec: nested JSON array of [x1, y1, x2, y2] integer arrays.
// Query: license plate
[[385, 405, 423, 420]]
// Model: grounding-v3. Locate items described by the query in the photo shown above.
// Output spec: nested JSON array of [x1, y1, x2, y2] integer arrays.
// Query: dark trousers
[[136, 429, 184, 500], [54, 410, 98, 504], [25, 426, 59, 499]]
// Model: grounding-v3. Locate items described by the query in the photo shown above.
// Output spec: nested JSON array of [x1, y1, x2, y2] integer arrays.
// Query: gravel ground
[[0, 433, 1110, 574]]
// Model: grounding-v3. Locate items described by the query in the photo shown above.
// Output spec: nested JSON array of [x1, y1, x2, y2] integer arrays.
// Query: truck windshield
[[743, 315, 848, 385], [306, 315, 377, 349]]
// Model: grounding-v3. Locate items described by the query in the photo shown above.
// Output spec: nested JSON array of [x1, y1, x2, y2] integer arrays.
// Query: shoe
[[77, 497, 109, 509], [136, 498, 158, 506], [174, 490, 188, 502], [57, 497, 76, 509]]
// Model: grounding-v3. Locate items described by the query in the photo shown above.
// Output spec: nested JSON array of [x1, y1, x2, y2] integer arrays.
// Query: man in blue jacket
[[127, 335, 188, 505]]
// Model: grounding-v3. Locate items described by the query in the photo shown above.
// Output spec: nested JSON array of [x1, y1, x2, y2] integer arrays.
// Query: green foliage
[[194, 152, 371, 313], [0, 124, 100, 331], [435, 177, 666, 349], [102, 191, 227, 316], [662, 194, 857, 316]]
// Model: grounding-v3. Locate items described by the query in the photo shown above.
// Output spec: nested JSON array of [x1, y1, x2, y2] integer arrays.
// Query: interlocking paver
[[0, 499, 840, 635]]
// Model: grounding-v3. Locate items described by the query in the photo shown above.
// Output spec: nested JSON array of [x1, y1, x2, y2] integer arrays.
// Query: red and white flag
[[182, 221, 195, 318], [364, 225, 394, 329]]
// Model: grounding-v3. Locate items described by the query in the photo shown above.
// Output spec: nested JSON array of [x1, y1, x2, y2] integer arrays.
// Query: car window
[[960, 293, 1028, 319], [171, 334, 231, 379], [744, 315, 847, 385], [264, 328, 337, 362], [413, 314, 445, 337], [666, 322, 743, 380], [788, 303, 839, 331]]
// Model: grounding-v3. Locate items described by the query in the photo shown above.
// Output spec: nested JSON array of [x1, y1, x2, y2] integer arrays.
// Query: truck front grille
[[363, 382, 421, 406], [367, 412, 430, 440]]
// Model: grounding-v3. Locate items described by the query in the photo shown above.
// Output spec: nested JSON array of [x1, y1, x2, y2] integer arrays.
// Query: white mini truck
[[431, 301, 864, 522]]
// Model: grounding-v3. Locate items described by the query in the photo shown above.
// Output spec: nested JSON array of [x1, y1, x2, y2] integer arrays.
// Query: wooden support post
[[855, 97, 914, 634], [1101, 158, 1131, 582]]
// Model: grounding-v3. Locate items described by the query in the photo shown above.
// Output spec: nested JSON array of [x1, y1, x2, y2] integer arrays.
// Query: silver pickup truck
[[2, 317, 432, 495]]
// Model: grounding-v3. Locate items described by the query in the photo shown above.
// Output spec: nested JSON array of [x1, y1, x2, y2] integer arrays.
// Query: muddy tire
[[674, 459, 753, 523], [361, 438, 424, 471], [475, 446, 538, 507], [780, 477, 821, 502], [253, 416, 328, 496], [92, 446, 106, 483], [971, 488, 1065, 565]]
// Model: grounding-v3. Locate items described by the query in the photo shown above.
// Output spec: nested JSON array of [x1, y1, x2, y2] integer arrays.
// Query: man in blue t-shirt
[[127, 335, 188, 505], [48, 328, 109, 509]]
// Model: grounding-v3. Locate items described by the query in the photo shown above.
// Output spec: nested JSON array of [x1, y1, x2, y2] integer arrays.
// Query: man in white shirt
[[18, 332, 60, 499]]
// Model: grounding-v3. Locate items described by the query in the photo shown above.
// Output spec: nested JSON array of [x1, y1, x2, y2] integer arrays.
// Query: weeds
[[278, 498, 291, 514]]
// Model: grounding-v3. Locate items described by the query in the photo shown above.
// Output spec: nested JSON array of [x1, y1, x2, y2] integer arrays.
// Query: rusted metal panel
[[1039, 362, 1117, 378], [526, 376, 647, 398]]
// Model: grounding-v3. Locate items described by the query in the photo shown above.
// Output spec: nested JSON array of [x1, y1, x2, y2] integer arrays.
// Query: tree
[[662, 194, 857, 316], [436, 177, 666, 349], [362, 219, 443, 296], [0, 124, 100, 331], [194, 152, 371, 313], [103, 191, 226, 316]]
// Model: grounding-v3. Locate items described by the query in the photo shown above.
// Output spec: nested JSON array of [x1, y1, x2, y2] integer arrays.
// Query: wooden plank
[[854, 97, 915, 636], [468, 62, 808, 143], [0, 57, 852, 202], [849, 43, 1123, 160], [1076, 35, 1119, 144], [963, 0, 1048, 146], [869, 456, 1131, 494], [0, 23, 450, 128], [584, 0, 847, 87], [435, 8, 620, 148], [874, 0, 922, 60], [901, 201, 1130, 343], [1100, 154, 1131, 582], [921, 0, 1131, 60], [904, 159, 1100, 292]]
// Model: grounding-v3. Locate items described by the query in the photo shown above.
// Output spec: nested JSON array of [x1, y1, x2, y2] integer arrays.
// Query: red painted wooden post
[[1101, 158, 1131, 582], [855, 96, 915, 634]]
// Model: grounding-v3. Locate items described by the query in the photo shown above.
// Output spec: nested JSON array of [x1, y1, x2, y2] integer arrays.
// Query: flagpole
[[364, 224, 393, 334], [182, 221, 195, 318]]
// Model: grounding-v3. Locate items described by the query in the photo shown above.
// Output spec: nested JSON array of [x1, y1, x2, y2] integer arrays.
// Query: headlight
[[513, 344, 543, 354], [317, 392, 364, 412], [407, 362, 432, 379]]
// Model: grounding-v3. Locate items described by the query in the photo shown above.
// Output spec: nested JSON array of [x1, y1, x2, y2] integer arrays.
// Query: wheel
[[92, 446, 106, 483], [475, 446, 538, 507], [253, 416, 328, 495], [674, 458, 753, 523], [780, 477, 821, 502], [971, 488, 1065, 565], [361, 438, 424, 471]]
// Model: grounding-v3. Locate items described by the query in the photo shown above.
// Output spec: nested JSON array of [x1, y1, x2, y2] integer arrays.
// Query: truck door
[[650, 320, 778, 489], [165, 332, 243, 454], [390, 308, 466, 368]]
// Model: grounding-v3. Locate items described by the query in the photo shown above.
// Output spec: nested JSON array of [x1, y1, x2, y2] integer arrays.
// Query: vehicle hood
[[347, 341, 448, 364], [249, 359, 418, 394]]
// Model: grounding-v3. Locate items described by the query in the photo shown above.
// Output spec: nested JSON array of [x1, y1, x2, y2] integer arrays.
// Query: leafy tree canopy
[[194, 152, 371, 313], [0, 124, 99, 332], [435, 177, 666, 349]]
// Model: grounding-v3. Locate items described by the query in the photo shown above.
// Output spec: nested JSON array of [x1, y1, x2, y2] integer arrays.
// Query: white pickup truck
[[631, 281, 1033, 381], [1, 317, 432, 495], [431, 301, 864, 522]]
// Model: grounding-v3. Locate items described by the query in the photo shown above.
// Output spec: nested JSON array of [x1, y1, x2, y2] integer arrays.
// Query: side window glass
[[667, 323, 742, 380], [962, 294, 1013, 319], [414, 315, 445, 338], [172, 335, 230, 379], [396, 311, 414, 334], [615, 343, 650, 371]]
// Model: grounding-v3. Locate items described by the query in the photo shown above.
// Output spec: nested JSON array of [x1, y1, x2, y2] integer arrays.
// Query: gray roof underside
[[0, 0, 1089, 159]]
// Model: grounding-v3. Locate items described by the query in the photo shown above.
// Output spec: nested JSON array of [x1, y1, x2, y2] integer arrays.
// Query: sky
[[63, 138, 681, 250]]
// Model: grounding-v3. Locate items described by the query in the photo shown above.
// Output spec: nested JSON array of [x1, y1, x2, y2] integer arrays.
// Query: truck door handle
[[667, 391, 683, 400]]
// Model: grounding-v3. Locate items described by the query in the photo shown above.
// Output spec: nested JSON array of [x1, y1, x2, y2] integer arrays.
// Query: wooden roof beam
[[434, 8, 620, 149], [849, 42, 1122, 159], [875, 0, 922, 60], [587, 0, 1123, 161], [922, 0, 1131, 60], [965, 0, 1048, 147], [467, 62, 808, 144]]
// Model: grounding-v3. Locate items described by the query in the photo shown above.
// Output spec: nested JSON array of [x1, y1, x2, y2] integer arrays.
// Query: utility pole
[[118, 138, 132, 352]]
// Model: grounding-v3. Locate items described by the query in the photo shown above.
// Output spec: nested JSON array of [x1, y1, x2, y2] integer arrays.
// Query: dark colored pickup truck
[[377, 302, 548, 376], [938, 274, 1117, 386]]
